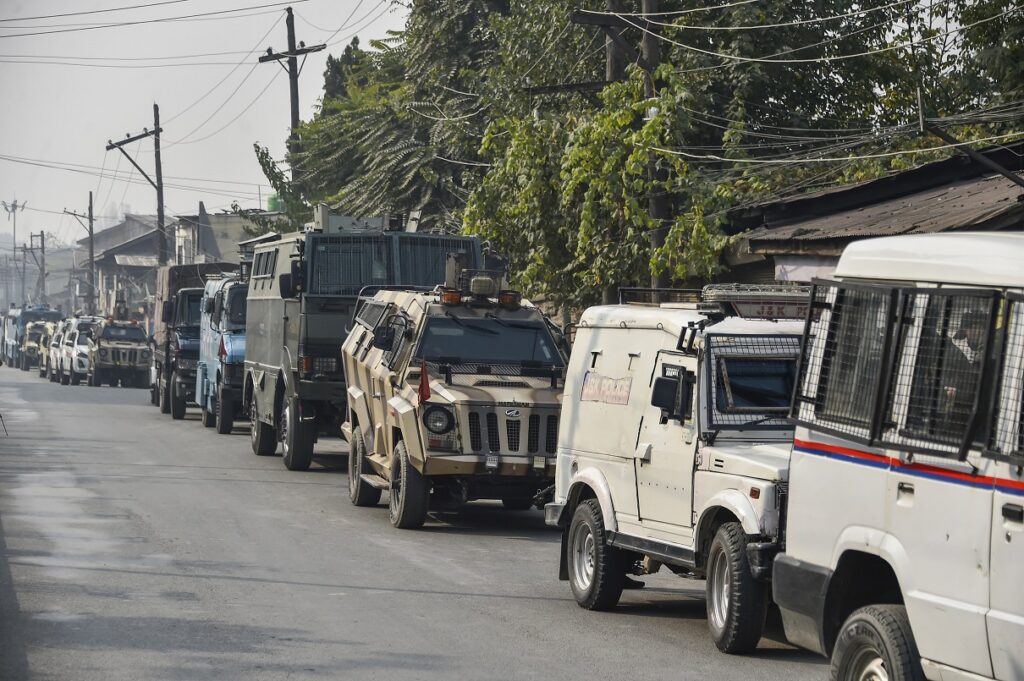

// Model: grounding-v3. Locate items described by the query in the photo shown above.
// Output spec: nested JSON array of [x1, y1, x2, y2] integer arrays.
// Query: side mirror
[[161, 300, 173, 323], [278, 273, 294, 300], [372, 326, 395, 350], [651, 377, 679, 413], [204, 298, 215, 315]]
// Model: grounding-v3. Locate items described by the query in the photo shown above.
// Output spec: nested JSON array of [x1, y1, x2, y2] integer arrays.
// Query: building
[[76, 214, 160, 318], [723, 141, 1024, 283], [173, 203, 284, 265]]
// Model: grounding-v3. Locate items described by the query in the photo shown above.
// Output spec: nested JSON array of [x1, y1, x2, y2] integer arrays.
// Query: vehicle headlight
[[99, 348, 108, 358], [423, 405, 455, 434], [177, 358, 197, 371], [141, 350, 151, 360]]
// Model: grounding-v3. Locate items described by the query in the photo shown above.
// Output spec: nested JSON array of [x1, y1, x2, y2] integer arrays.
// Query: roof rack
[[618, 287, 703, 306], [699, 284, 810, 320]]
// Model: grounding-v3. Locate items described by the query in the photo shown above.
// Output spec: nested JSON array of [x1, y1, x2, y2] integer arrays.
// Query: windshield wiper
[[737, 414, 784, 428], [484, 313, 543, 331]]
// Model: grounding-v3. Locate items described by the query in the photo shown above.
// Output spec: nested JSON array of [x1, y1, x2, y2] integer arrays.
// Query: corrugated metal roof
[[747, 171, 1024, 248], [113, 254, 159, 267]]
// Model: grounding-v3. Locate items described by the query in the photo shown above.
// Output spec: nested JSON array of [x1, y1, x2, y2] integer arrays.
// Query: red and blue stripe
[[794, 439, 1024, 497]]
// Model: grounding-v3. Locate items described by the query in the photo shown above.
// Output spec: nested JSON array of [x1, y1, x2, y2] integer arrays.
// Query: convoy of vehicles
[[197, 274, 248, 434], [777, 233, 1023, 681], [87, 318, 150, 387], [5, 228, 1019, 680], [244, 230, 481, 470], [342, 268, 566, 528], [151, 263, 236, 419]]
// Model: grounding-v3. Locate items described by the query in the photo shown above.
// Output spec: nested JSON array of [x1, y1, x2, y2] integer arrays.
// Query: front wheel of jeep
[[250, 398, 277, 456], [349, 426, 382, 507], [705, 522, 769, 654], [567, 498, 627, 611], [388, 441, 427, 529], [281, 398, 314, 471]]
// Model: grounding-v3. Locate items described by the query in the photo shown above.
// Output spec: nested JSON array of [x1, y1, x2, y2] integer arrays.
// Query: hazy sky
[[0, 0, 408, 251]]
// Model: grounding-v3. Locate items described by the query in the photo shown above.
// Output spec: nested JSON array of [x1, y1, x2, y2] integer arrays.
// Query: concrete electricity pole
[[107, 104, 167, 264], [29, 232, 46, 303], [1, 199, 26, 304], [258, 7, 325, 181], [64, 191, 96, 314]]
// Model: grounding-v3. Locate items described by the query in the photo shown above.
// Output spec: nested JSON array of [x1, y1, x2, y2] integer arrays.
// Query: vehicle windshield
[[714, 357, 796, 414], [28, 332, 42, 342], [101, 325, 147, 342], [227, 286, 247, 325], [177, 294, 202, 326], [415, 317, 564, 366], [76, 332, 92, 346]]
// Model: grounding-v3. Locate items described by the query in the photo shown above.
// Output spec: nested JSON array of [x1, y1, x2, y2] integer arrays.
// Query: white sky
[[0, 0, 408, 251]]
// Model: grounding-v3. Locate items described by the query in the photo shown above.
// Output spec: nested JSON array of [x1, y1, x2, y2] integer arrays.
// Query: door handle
[[897, 482, 914, 494], [1003, 504, 1024, 524]]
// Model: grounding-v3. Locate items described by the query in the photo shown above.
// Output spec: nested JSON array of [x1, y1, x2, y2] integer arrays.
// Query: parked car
[[53, 316, 102, 385], [3, 305, 63, 370], [196, 275, 248, 434], [87, 319, 150, 387], [36, 321, 57, 378], [46, 320, 69, 382], [342, 269, 566, 528], [245, 229, 482, 470], [776, 233, 1024, 681], [21, 320, 49, 371], [545, 284, 808, 653]]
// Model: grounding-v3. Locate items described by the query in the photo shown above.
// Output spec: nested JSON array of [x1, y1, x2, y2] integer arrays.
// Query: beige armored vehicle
[[87, 318, 151, 387], [341, 270, 567, 529]]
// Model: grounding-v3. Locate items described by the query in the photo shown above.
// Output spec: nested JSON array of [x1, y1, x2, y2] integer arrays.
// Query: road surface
[[0, 369, 826, 680]]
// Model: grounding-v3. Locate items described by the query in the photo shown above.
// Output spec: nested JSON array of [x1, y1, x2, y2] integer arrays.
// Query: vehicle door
[[986, 292, 1024, 681], [634, 352, 698, 543], [368, 313, 409, 459], [881, 288, 995, 677], [63, 331, 76, 371]]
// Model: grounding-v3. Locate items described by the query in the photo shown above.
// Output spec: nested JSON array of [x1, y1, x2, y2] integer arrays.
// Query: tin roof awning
[[113, 254, 160, 267]]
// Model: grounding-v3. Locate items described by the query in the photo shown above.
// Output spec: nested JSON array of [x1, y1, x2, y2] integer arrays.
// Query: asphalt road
[[0, 368, 826, 681]]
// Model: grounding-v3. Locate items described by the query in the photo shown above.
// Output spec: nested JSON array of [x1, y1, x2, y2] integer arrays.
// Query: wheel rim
[[249, 400, 259, 444], [389, 459, 403, 521], [348, 435, 359, 496], [849, 647, 889, 681], [281, 406, 292, 455], [708, 547, 731, 632], [569, 521, 596, 592]]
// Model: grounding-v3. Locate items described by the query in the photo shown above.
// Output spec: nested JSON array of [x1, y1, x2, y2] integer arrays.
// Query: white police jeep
[[545, 285, 807, 653]]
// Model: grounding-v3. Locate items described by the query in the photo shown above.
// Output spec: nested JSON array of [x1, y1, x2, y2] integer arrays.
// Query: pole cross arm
[[113, 145, 157, 191], [258, 43, 325, 62], [106, 128, 161, 150], [569, 10, 653, 71]]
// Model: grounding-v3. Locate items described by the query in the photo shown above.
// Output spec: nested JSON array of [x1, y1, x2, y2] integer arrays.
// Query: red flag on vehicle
[[418, 358, 431, 402]]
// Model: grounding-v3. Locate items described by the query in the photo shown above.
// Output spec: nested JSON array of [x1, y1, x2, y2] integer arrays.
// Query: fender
[[565, 466, 618, 534], [280, 345, 296, 393], [347, 386, 372, 447], [697, 488, 762, 537], [831, 526, 911, 593], [387, 395, 419, 462]]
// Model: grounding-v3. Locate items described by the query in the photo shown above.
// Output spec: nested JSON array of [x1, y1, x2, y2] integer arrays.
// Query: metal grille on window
[[879, 289, 997, 458], [987, 295, 1024, 464], [468, 412, 482, 451], [545, 415, 558, 453], [527, 414, 540, 453], [486, 412, 500, 451], [706, 334, 801, 431], [793, 282, 894, 444], [507, 420, 521, 452]]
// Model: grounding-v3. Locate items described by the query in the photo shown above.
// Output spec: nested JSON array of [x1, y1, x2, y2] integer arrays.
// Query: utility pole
[[107, 104, 167, 264], [641, 0, 670, 289], [1, 199, 26, 305], [19, 245, 29, 304], [29, 232, 45, 303], [64, 192, 96, 314], [258, 7, 325, 181]]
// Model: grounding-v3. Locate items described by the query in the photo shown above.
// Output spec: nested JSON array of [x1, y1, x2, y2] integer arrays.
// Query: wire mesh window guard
[[987, 294, 1024, 465], [705, 334, 801, 431], [355, 300, 389, 330]]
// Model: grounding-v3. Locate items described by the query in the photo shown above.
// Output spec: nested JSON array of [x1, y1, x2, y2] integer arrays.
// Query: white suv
[[546, 285, 807, 653], [776, 233, 1023, 681], [55, 317, 101, 385]]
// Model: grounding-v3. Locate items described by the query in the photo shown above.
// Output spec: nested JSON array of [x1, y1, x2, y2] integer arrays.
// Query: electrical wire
[[324, 0, 368, 44], [165, 69, 284, 146], [164, 62, 263, 145], [608, 0, 759, 18], [0, 1, 307, 39], [0, 0, 194, 23], [327, 1, 392, 48], [0, 59, 249, 68]]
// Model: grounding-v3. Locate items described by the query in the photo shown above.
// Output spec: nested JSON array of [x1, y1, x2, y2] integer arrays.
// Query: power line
[[165, 62, 263, 144], [0, 0, 194, 23], [0, 1, 307, 39], [324, 0, 368, 44], [609, 0, 758, 17], [0, 59, 250, 68], [0, 152, 267, 188], [327, 0, 393, 47]]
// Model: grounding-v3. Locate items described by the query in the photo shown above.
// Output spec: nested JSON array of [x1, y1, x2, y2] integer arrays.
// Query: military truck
[[197, 274, 248, 434], [245, 230, 482, 471], [152, 262, 236, 419], [87, 319, 150, 387], [3, 305, 63, 370], [21, 320, 49, 371], [341, 268, 567, 528]]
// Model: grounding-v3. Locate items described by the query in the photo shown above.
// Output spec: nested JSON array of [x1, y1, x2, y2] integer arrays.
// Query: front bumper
[[73, 357, 89, 373], [422, 453, 557, 478], [544, 501, 566, 527], [174, 369, 197, 401]]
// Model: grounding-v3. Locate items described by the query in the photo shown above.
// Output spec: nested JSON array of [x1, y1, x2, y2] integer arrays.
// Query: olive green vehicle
[[86, 319, 151, 387], [341, 270, 567, 529]]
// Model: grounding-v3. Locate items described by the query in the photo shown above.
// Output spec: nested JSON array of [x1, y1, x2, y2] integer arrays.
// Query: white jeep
[[545, 285, 807, 653]]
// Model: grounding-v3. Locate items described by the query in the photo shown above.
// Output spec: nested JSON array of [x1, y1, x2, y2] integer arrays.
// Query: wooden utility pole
[[1, 199, 25, 305], [107, 104, 167, 264], [258, 7, 325, 181], [29, 232, 45, 303], [64, 191, 96, 314], [641, 0, 670, 289]]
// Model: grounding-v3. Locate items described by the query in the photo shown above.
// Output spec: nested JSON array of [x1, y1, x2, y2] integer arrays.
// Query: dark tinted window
[[101, 326, 147, 342], [178, 294, 202, 326], [716, 358, 796, 413], [227, 286, 248, 325], [415, 318, 563, 366]]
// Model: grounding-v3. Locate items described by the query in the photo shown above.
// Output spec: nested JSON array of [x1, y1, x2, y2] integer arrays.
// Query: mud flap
[[558, 527, 569, 581]]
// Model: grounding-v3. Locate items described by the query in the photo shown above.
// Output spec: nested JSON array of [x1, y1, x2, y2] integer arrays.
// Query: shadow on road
[[0, 511, 31, 681]]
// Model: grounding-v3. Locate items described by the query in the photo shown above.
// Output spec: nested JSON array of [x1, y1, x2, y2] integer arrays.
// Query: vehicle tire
[[567, 498, 627, 610], [88, 370, 99, 387], [19, 355, 28, 371], [281, 398, 314, 471], [60, 368, 69, 385], [137, 371, 149, 389], [170, 372, 187, 420], [388, 441, 428, 529], [201, 404, 216, 428], [48, 365, 57, 382], [38, 363, 46, 378], [159, 375, 171, 413], [250, 398, 277, 456], [831, 605, 924, 681], [705, 522, 769, 654], [502, 498, 535, 511], [348, 426, 382, 507], [70, 371, 81, 386], [214, 385, 233, 435]]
